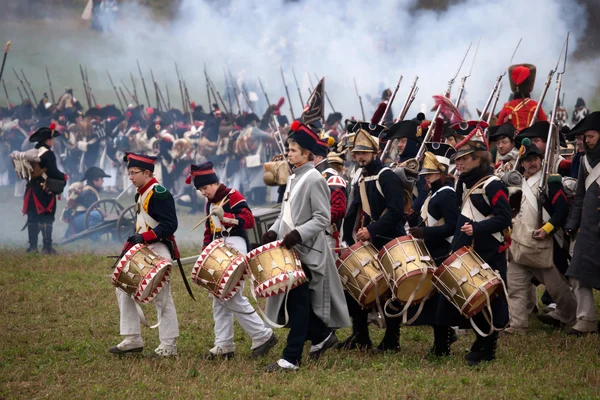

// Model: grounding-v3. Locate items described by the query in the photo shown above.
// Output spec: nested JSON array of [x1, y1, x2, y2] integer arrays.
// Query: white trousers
[[116, 242, 179, 346], [212, 236, 272, 350], [569, 277, 598, 332]]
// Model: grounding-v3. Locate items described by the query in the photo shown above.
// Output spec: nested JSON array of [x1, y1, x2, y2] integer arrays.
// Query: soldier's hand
[[127, 233, 144, 245], [460, 223, 473, 236], [532, 228, 548, 240], [211, 205, 224, 221], [281, 230, 302, 249], [408, 227, 425, 239], [356, 228, 371, 242], [262, 231, 277, 244]]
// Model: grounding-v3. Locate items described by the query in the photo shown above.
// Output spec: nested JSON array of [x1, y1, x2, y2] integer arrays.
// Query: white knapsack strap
[[583, 156, 600, 190]]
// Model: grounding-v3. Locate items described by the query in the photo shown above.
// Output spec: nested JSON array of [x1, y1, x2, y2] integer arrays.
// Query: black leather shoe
[[335, 334, 372, 351], [250, 334, 278, 359], [537, 314, 567, 329], [202, 351, 234, 360], [309, 333, 338, 361], [108, 346, 143, 354]]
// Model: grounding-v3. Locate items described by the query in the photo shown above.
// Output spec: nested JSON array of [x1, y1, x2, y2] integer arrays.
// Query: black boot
[[466, 332, 498, 366], [337, 301, 372, 350], [26, 222, 39, 253], [40, 223, 56, 255], [377, 317, 401, 352], [430, 325, 453, 357]]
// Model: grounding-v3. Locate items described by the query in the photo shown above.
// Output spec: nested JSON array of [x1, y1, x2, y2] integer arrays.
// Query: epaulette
[[547, 174, 562, 184], [153, 184, 169, 199]]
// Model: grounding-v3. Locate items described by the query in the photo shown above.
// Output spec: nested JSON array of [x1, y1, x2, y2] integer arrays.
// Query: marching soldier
[[262, 120, 350, 371], [339, 121, 407, 352], [109, 152, 179, 357], [489, 123, 519, 175], [506, 142, 576, 333], [564, 111, 600, 335], [22, 124, 67, 254], [434, 121, 512, 365], [497, 64, 547, 131], [188, 162, 278, 360]]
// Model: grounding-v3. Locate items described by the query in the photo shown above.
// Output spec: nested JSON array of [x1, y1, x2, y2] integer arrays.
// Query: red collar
[[293, 161, 308, 169], [210, 183, 230, 204], [137, 177, 158, 195]]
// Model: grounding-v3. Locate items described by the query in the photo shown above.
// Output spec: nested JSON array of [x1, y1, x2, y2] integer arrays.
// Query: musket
[[13, 68, 30, 102], [20, 69, 37, 104], [16, 86, 24, 103], [455, 39, 480, 108], [292, 68, 304, 108], [396, 76, 419, 121], [2, 79, 11, 106], [561, 92, 565, 109], [79, 64, 91, 109], [0, 42, 10, 84], [224, 67, 234, 116], [45, 66, 56, 104], [165, 84, 171, 110], [156, 84, 168, 112], [240, 82, 255, 114], [414, 42, 475, 162], [258, 77, 272, 110], [121, 78, 138, 106], [118, 86, 128, 109], [137, 60, 151, 108], [84, 66, 97, 107], [531, 37, 568, 125], [227, 69, 242, 114], [280, 68, 295, 120], [149, 69, 162, 111], [538, 32, 569, 228], [488, 82, 502, 126], [182, 79, 193, 124], [379, 74, 403, 125], [353, 77, 366, 120], [203, 63, 212, 112], [175, 63, 188, 114], [130, 72, 140, 105], [205, 69, 231, 119], [107, 70, 125, 112]]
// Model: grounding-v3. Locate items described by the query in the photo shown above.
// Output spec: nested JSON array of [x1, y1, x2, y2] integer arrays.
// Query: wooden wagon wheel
[[84, 199, 124, 230], [116, 204, 137, 243]]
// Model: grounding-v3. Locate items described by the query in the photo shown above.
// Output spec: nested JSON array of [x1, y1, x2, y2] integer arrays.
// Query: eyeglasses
[[128, 170, 144, 177]]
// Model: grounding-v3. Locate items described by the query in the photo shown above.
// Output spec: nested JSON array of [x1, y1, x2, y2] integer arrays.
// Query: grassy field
[[1, 248, 599, 399]]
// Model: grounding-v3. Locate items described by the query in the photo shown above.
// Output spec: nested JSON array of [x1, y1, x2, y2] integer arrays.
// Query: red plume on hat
[[454, 123, 489, 151], [290, 120, 301, 132], [272, 97, 285, 115], [432, 95, 462, 125], [190, 102, 197, 111], [511, 65, 530, 86], [371, 102, 387, 125]]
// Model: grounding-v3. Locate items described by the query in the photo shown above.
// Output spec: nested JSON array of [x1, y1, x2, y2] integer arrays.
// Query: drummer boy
[[187, 162, 277, 360]]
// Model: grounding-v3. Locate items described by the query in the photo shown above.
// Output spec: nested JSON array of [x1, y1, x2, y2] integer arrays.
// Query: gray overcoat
[[265, 162, 351, 328]]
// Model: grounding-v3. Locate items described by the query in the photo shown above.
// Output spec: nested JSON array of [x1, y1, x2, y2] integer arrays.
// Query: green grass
[[1, 250, 599, 399]]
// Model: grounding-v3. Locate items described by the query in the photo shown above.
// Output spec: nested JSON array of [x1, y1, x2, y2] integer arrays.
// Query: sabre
[[353, 77, 366, 120], [137, 60, 151, 108], [530, 36, 568, 126], [280, 67, 295, 120], [378, 74, 403, 125], [0, 41, 9, 84], [292, 68, 304, 109], [45, 65, 56, 104], [538, 32, 569, 229], [455, 38, 480, 108]]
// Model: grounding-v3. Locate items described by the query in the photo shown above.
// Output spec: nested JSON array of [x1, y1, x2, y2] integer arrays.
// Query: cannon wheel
[[84, 199, 124, 230], [116, 204, 137, 243]]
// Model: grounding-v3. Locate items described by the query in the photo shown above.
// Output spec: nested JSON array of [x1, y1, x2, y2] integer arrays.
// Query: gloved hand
[[127, 233, 145, 245], [262, 231, 277, 244], [281, 229, 302, 249], [408, 227, 424, 239], [211, 205, 224, 221]]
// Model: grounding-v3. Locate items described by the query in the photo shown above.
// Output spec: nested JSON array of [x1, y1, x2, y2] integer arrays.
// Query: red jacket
[[497, 98, 547, 132]]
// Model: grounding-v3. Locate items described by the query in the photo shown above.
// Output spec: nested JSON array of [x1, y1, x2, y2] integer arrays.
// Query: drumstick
[[191, 199, 230, 231], [297, 243, 322, 253], [375, 234, 396, 241], [332, 247, 348, 251]]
